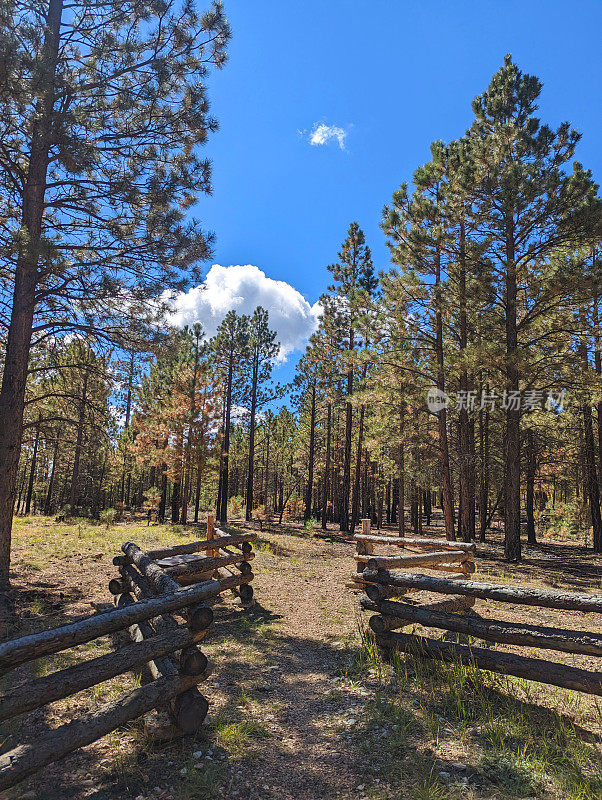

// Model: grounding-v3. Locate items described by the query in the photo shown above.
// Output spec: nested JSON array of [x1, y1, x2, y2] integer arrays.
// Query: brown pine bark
[[69, 369, 88, 511], [321, 402, 332, 530], [341, 330, 354, 532], [0, 0, 64, 589], [44, 430, 61, 515], [434, 222, 455, 541], [504, 218, 521, 561], [303, 380, 317, 521], [218, 350, 234, 523], [398, 405, 405, 536], [526, 427, 537, 544], [245, 353, 260, 521], [24, 416, 41, 515], [350, 403, 365, 532]]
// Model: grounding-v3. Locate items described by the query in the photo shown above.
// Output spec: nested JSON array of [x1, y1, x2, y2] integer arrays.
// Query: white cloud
[[169, 264, 321, 363], [308, 122, 347, 150]]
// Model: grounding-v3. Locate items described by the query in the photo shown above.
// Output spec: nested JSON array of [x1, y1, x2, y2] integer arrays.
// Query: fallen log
[[144, 532, 256, 561], [0, 672, 202, 791], [369, 601, 602, 655], [354, 533, 475, 552], [0, 575, 245, 672], [376, 631, 602, 696], [0, 627, 195, 723], [363, 571, 602, 613], [358, 550, 468, 571]]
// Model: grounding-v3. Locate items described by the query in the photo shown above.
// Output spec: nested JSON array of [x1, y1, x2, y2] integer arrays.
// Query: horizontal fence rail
[[351, 520, 602, 697]]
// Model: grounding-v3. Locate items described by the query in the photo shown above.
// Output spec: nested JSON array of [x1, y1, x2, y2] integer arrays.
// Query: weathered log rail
[[351, 521, 602, 696], [348, 518, 476, 606], [0, 515, 256, 791]]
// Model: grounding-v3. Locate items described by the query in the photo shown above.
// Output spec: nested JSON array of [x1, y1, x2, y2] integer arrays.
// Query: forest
[[5, 55, 602, 585]]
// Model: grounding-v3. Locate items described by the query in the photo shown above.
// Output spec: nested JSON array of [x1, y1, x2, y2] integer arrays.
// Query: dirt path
[[201, 529, 368, 800]]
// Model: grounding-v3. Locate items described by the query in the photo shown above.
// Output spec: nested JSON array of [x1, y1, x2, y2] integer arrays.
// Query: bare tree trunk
[[458, 219, 471, 542], [245, 357, 259, 522], [218, 351, 234, 523], [25, 416, 41, 515], [321, 402, 332, 530], [398, 406, 405, 537], [303, 380, 317, 521], [44, 430, 61, 515], [526, 427, 536, 544], [434, 239, 455, 541], [479, 393, 490, 542], [350, 404, 365, 532], [504, 219, 521, 561], [70, 370, 89, 512]]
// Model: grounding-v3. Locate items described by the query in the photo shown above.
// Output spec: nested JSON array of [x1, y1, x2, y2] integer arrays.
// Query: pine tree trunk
[[303, 381, 316, 521], [245, 357, 259, 522], [526, 428, 536, 544], [479, 397, 490, 542], [434, 233, 455, 541], [25, 416, 41, 515], [504, 221, 521, 561], [458, 219, 471, 542], [0, 0, 63, 589], [398, 407, 405, 537], [44, 431, 61, 515], [592, 286, 602, 491], [341, 403, 353, 531], [158, 450, 168, 522], [69, 370, 89, 512], [350, 404, 365, 531], [171, 432, 183, 524], [582, 404, 602, 552], [321, 402, 332, 530], [194, 449, 204, 523], [218, 350, 234, 523]]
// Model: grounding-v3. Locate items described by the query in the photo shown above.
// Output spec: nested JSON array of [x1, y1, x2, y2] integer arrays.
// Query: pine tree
[[244, 307, 279, 521], [213, 311, 249, 523], [322, 222, 377, 531], [0, 0, 230, 588], [466, 55, 600, 560]]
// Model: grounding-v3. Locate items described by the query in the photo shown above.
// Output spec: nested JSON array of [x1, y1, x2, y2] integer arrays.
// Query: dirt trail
[[202, 529, 368, 800]]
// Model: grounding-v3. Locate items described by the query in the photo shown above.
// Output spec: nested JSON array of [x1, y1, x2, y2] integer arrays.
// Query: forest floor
[[2, 514, 602, 800]]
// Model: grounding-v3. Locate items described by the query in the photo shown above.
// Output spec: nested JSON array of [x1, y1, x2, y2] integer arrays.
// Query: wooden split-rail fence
[[0, 516, 256, 792], [351, 519, 602, 696]]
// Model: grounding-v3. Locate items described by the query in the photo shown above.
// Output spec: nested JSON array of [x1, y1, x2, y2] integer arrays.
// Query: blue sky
[[180, 0, 602, 381]]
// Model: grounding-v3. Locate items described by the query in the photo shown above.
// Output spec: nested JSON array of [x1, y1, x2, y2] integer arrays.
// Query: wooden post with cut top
[[207, 513, 217, 558], [356, 519, 374, 574]]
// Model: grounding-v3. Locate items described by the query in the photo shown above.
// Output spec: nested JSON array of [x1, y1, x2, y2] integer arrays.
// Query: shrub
[[228, 495, 244, 517], [99, 508, 117, 529]]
